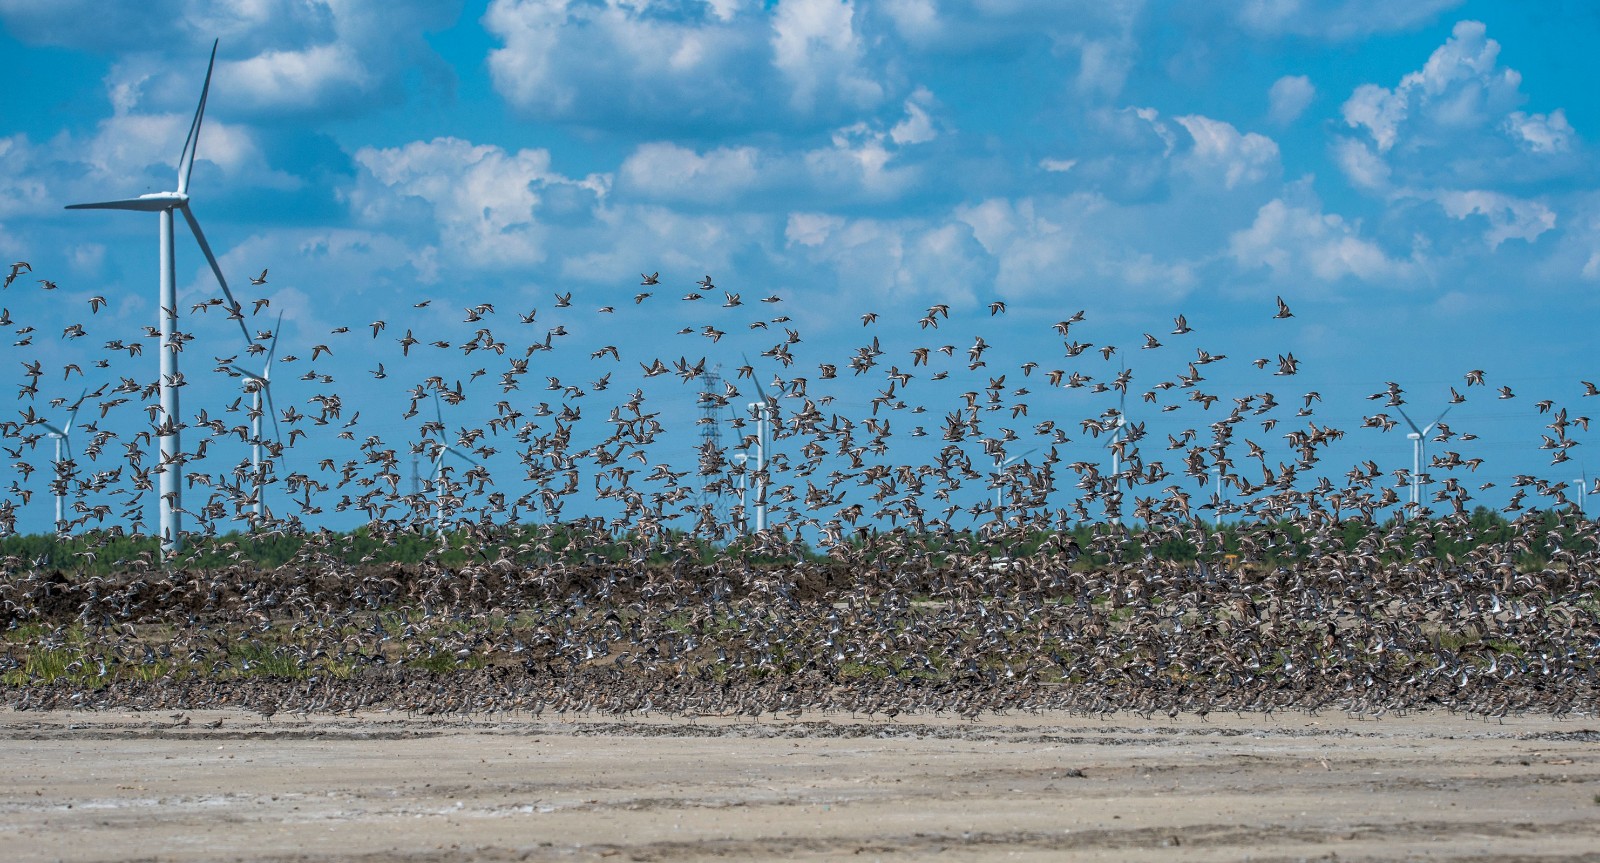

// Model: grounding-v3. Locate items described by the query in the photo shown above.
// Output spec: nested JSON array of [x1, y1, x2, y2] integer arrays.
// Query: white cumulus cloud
[[1336, 20, 1585, 191], [771, 0, 883, 115], [618, 143, 764, 205], [1504, 109, 1575, 154], [350, 137, 606, 268], [1229, 190, 1415, 284], [484, 0, 894, 133], [1267, 74, 1315, 124], [1175, 115, 1281, 190], [1433, 190, 1556, 249]]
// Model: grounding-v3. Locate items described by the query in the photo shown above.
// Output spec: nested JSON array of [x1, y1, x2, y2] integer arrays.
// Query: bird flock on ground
[[1, 262, 1598, 720]]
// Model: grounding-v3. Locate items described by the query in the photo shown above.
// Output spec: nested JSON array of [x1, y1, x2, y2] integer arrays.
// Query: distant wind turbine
[[1105, 380, 1128, 525], [1211, 463, 1224, 527], [429, 394, 478, 540], [229, 312, 284, 525], [66, 40, 251, 557], [39, 392, 85, 533], [992, 447, 1036, 512], [1395, 405, 1451, 514], [744, 356, 775, 535]]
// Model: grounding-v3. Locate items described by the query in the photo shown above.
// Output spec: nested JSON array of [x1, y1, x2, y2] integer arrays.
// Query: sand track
[[2, 709, 1597, 862]]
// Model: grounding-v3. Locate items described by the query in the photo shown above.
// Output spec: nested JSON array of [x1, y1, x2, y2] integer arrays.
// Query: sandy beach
[[1, 708, 1596, 862]]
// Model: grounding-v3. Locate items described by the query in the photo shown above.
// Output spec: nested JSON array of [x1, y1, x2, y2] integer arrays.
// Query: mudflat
[[1, 709, 1596, 863]]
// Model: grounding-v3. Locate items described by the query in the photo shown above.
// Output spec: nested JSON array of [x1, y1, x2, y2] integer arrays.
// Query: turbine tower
[[1105, 382, 1128, 525], [745, 366, 774, 534], [66, 40, 251, 557], [39, 393, 84, 533], [1395, 405, 1450, 514], [1211, 463, 1224, 527], [731, 452, 749, 534], [229, 312, 284, 525], [429, 394, 478, 540]]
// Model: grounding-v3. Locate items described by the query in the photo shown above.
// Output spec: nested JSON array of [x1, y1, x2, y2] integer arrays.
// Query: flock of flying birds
[[2, 260, 1594, 543], [1, 262, 1597, 719]]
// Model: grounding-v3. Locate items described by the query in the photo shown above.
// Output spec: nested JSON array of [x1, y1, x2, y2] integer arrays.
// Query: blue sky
[[2, 0, 1598, 537]]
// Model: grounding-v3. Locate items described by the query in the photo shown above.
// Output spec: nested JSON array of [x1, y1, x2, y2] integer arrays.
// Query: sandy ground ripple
[[1, 708, 1598, 862]]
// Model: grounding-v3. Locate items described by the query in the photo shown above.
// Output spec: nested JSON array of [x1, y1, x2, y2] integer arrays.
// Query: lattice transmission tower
[[694, 366, 730, 534]]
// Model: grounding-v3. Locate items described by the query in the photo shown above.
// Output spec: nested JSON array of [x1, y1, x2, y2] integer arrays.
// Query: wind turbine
[[39, 392, 85, 532], [731, 452, 750, 534], [65, 40, 252, 557], [1211, 463, 1224, 527], [744, 358, 775, 534], [1394, 405, 1450, 515], [229, 312, 284, 525], [1104, 380, 1128, 525], [428, 394, 478, 540], [992, 447, 1037, 512]]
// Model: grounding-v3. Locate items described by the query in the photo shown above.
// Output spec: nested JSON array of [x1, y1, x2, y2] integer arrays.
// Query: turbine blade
[[1421, 405, 1453, 436], [265, 310, 284, 368], [65, 196, 176, 212], [1393, 405, 1422, 436], [263, 383, 283, 449], [743, 353, 769, 404], [180, 204, 253, 346], [66, 388, 85, 434], [177, 39, 220, 196], [445, 446, 480, 465]]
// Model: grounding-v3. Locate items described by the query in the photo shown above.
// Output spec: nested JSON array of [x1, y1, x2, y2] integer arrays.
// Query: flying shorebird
[[250, 269, 267, 285], [1274, 295, 1293, 318], [4, 261, 29, 288]]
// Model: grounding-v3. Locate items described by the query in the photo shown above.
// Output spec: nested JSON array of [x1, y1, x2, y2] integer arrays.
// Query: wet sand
[[1, 708, 1597, 862]]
